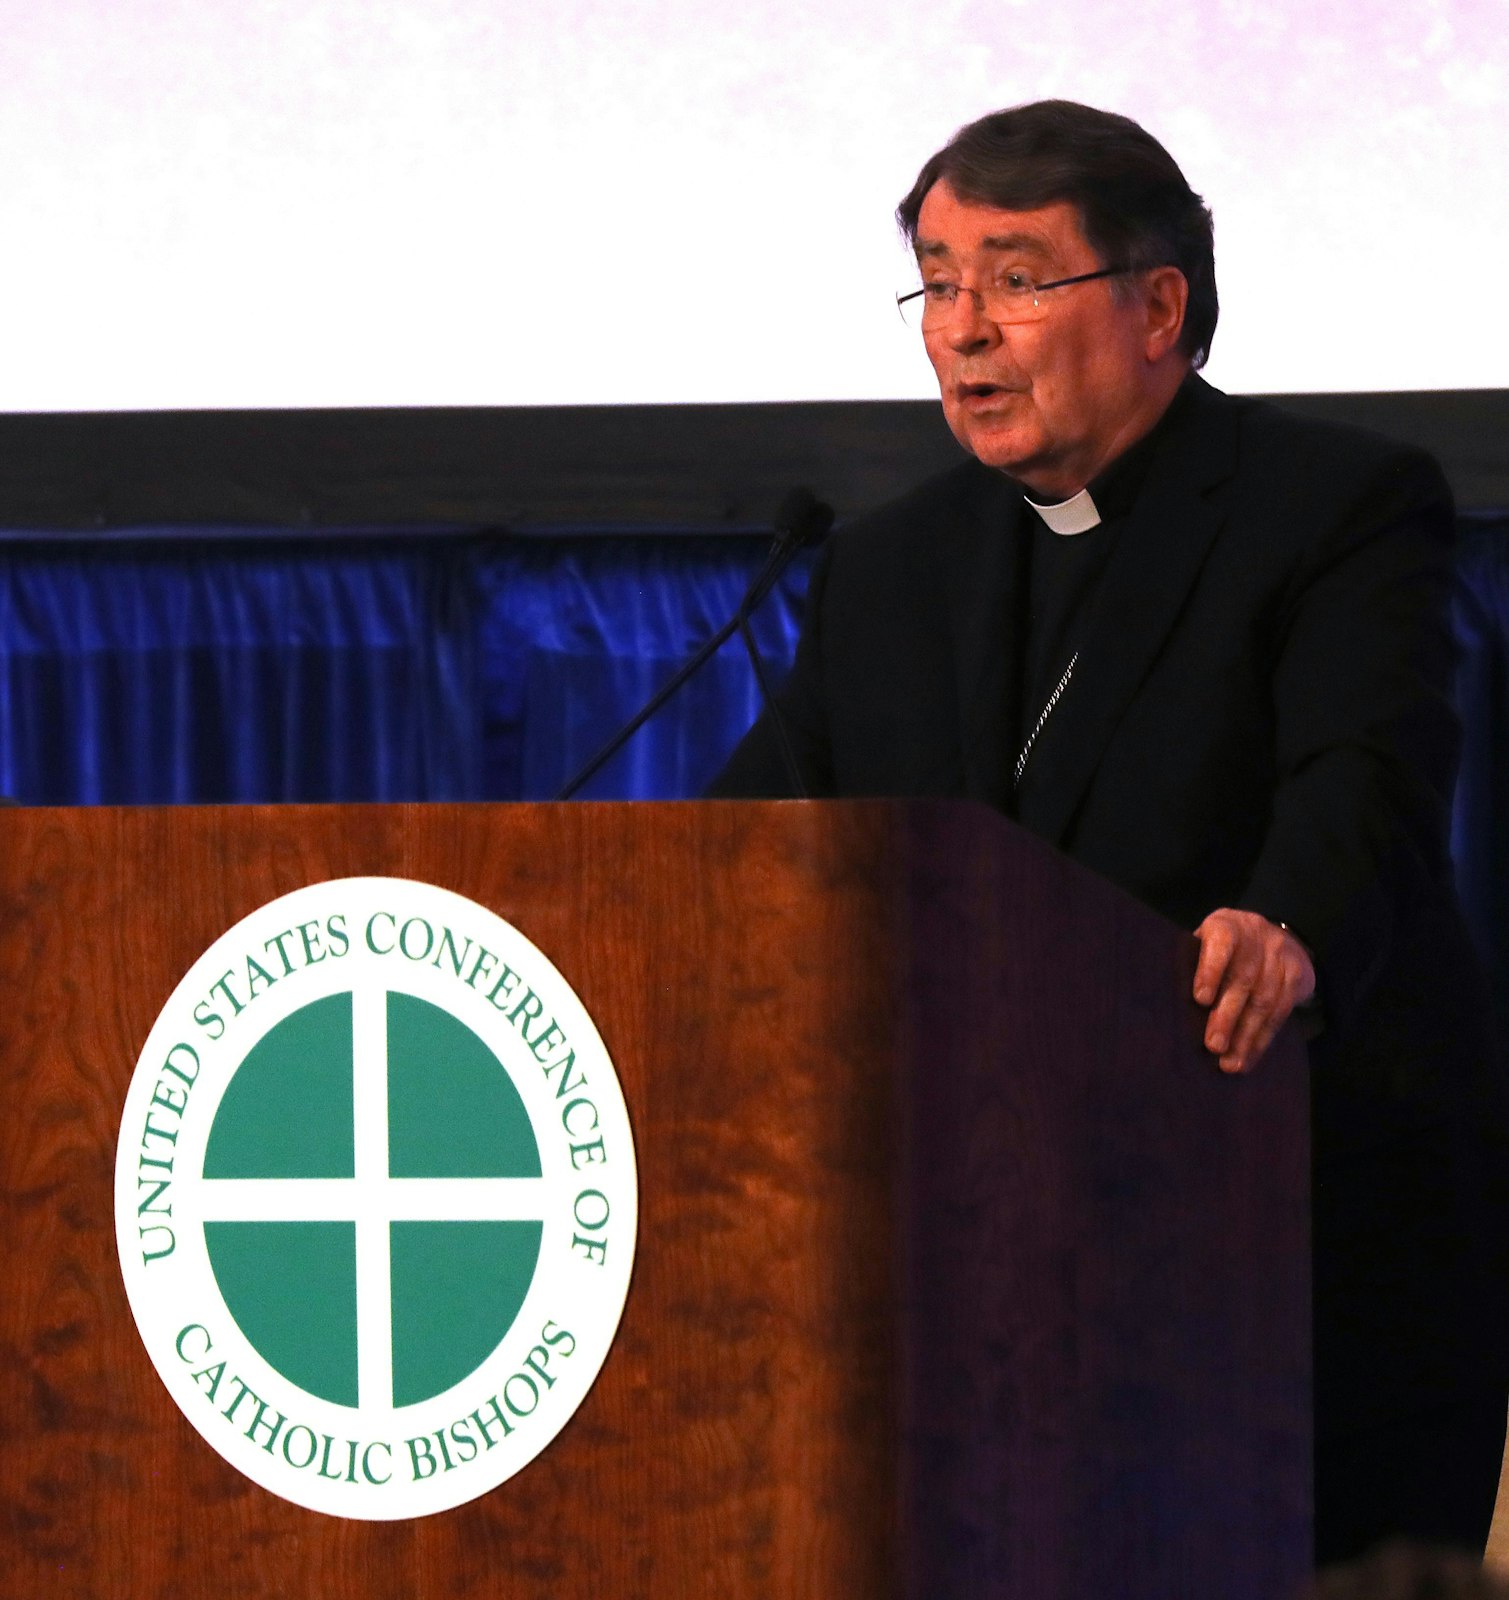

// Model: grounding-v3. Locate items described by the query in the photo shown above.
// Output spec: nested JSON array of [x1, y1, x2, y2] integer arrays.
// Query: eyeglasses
[[896, 264, 1129, 330]]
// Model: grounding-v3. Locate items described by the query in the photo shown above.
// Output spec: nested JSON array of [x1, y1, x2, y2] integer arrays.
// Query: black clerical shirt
[[1015, 383, 1194, 804]]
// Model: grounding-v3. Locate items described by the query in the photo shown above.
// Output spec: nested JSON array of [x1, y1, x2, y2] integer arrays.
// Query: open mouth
[[957, 382, 1016, 406]]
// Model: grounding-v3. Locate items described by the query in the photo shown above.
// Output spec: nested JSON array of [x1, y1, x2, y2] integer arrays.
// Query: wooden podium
[[0, 800, 1310, 1598]]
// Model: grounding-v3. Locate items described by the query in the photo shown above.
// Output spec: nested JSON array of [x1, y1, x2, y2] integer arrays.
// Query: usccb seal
[[114, 878, 637, 1519]]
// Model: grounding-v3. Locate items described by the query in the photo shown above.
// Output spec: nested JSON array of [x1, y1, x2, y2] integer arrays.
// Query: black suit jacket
[[714, 376, 1509, 1428]]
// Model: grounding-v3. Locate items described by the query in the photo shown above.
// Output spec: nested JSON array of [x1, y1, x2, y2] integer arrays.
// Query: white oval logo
[[115, 877, 637, 1519]]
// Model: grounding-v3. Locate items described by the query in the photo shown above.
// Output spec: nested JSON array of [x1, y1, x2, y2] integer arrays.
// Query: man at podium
[[711, 99, 1509, 1565]]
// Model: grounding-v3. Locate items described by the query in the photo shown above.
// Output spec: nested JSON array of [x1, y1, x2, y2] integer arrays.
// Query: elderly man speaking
[[712, 100, 1509, 1564]]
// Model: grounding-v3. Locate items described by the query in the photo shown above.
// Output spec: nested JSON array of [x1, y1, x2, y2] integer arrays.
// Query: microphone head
[[774, 486, 835, 547]]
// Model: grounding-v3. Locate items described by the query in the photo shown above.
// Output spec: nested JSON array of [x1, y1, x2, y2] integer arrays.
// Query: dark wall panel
[[1, 391, 1504, 533]]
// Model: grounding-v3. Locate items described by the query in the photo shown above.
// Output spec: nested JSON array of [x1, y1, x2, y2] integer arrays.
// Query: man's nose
[[940, 289, 1001, 351]]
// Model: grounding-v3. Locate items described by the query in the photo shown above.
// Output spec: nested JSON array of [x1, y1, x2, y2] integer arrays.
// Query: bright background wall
[[2, 0, 1503, 411]]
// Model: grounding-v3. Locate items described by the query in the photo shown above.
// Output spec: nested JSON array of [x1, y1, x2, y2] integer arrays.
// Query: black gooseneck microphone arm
[[554, 488, 834, 802], [735, 606, 804, 794]]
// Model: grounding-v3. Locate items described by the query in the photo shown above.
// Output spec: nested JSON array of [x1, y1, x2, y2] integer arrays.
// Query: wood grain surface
[[0, 800, 1309, 1599], [897, 804, 1311, 1599]]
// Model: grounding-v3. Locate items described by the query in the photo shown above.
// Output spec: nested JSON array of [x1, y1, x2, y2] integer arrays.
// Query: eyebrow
[[914, 232, 1056, 262]]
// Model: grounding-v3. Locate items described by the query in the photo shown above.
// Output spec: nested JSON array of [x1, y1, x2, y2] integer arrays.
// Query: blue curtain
[[1454, 513, 1509, 1039], [2, 521, 1505, 823], [0, 528, 812, 805]]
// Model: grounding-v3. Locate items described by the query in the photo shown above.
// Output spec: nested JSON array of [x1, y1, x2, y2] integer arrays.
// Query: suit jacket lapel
[[1017, 379, 1240, 844], [934, 466, 1028, 806]]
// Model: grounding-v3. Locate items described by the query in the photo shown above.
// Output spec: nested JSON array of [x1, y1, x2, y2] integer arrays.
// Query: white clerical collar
[[1024, 487, 1101, 536]]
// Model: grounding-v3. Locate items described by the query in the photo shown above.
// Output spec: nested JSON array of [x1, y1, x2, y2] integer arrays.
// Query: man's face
[[913, 183, 1178, 497]]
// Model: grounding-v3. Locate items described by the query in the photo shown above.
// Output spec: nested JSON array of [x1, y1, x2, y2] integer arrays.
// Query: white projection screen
[[2, 0, 1504, 412]]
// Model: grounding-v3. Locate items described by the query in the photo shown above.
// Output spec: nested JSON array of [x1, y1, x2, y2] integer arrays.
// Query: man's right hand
[[1192, 908, 1316, 1074]]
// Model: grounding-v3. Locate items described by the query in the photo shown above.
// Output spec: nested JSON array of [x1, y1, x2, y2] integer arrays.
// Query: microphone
[[554, 488, 834, 802], [734, 488, 833, 796]]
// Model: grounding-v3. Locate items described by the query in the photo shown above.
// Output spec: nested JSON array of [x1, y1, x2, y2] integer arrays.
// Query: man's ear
[[1143, 266, 1189, 362]]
